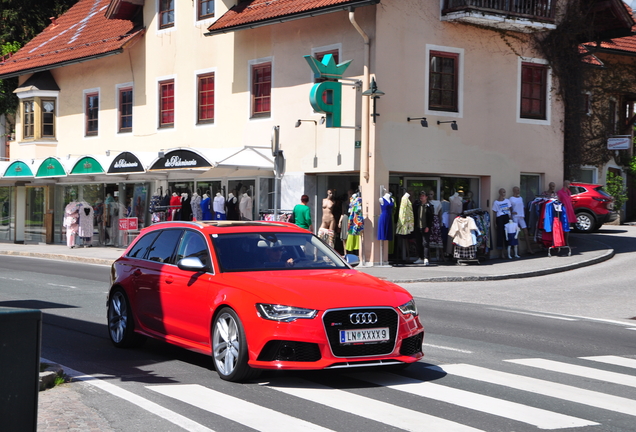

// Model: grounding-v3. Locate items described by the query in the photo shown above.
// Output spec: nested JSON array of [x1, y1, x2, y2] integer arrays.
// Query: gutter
[[349, 8, 370, 182], [0, 50, 123, 80], [204, 0, 379, 36]]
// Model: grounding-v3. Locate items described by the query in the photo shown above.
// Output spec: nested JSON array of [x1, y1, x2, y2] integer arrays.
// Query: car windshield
[[211, 232, 349, 272]]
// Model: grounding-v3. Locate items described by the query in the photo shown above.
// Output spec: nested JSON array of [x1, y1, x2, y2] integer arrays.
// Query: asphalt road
[[0, 237, 635, 431]]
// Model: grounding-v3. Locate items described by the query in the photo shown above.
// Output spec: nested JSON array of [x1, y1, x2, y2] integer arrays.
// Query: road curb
[[0, 250, 114, 266]]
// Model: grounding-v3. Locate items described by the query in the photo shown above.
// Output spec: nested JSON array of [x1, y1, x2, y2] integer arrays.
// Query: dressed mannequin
[[447, 190, 464, 255], [504, 219, 520, 259], [463, 191, 476, 211], [556, 180, 576, 245], [510, 186, 534, 254], [492, 188, 512, 258], [226, 191, 239, 220], [78, 201, 94, 247], [63, 201, 80, 248], [427, 190, 444, 261], [319, 189, 336, 247], [345, 192, 363, 252], [395, 192, 414, 262], [180, 193, 192, 221], [413, 191, 434, 265], [201, 193, 212, 220], [213, 192, 227, 220], [239, 192, 253, 221], [377, 191, 394, 242], [190, 192, 202, 221], [543, 181, 557, 198], [169, 192, 180, 221]]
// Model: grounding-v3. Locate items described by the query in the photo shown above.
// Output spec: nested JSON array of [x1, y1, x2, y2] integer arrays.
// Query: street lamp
[[361, 77, 385, 123]]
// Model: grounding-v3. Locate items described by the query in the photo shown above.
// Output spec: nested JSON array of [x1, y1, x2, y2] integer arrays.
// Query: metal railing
[[443, 0, 557, 21]]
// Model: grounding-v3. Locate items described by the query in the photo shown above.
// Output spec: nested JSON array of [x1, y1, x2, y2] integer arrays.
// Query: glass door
[[25, 186, 46, 243]]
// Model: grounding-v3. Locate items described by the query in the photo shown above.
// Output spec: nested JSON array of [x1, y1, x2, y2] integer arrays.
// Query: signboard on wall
[[607, 136, 631, 150]]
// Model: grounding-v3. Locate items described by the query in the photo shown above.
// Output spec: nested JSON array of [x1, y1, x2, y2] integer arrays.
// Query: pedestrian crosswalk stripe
[[580, 355, 636, 369], [441, 364, 636, 417], [148, 384, 335, 432], [506, 358, 636, 388], [265, 377, 484, 432], [348, 371, 598, 430]]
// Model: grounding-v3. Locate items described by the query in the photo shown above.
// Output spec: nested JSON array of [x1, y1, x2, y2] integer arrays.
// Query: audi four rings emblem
[[350, 312, 378, 324]]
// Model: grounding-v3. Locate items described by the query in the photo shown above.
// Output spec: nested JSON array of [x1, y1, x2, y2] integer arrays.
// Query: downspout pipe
[[349, 7, 370, 182]]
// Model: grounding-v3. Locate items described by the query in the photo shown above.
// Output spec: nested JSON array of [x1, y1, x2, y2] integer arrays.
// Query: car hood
[[218, 269, 413, 310]]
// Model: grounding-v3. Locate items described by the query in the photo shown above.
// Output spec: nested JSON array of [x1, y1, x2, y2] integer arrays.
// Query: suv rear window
[[594, 186, 612, 198]]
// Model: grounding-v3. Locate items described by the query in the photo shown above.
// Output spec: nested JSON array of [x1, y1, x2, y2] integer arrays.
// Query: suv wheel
[[575, 211, 596, 233]]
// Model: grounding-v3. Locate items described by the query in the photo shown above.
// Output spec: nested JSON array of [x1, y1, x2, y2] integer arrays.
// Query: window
[[119, 87, 133, 133], [176, 230, 210, 269], [520, 63, 547, 119], [251, 62, 271, 118], [85, 92, 99, 136], [127, 231, 160, 258], [41, 99, 55, 137], [198, 0, 214, 20], [197, 73, 215, 124], [147, 229, 183, 264], [429, 51, 458, 112], [23, 100, 35, 138], [159, 79, 175, 128], [159, 0, 174, 29]]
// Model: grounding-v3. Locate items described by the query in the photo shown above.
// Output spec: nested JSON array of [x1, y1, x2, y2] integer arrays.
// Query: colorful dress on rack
[[395, 194, 414, 236], [346, 193, 363, 251]]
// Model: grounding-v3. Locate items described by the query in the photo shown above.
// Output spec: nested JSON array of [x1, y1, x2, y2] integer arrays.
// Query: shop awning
[[212, 146, 274, 170], [35, 157, 70, 178], [70, 156, 112, 175], [147, 148, 236, 171], [107, 151, 156, 174], [3, 160, 35, 177]]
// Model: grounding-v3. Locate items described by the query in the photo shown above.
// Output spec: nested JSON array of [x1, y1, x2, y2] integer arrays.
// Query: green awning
[[4, 161, 34, 177], [71, 157, 105, 175], [36, 157, 67, 177]]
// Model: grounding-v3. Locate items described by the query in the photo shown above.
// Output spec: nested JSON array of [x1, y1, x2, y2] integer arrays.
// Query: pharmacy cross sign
[[304, 53, 352, 128]]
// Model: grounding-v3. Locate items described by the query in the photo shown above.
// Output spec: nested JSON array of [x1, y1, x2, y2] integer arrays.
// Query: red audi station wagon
[[107, 221, 424, 382]]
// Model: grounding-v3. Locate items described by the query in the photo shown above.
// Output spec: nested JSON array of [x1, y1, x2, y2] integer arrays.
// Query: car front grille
[[257, 340, 321, 362], [322, 307, 398, 357], [399, 332, 423, 356]]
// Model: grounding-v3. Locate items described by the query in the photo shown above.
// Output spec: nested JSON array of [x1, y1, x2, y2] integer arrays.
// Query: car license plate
[[339, 327, 389, 344]]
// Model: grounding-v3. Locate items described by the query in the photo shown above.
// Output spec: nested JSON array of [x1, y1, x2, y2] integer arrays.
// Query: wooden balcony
[[442, 0, 557, 32]]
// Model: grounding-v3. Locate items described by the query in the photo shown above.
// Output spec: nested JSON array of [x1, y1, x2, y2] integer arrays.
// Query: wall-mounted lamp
[[407, 117, 428, 128], [437, 120, 458, 131], [361, 77, 385, 123], [105, 150, 110, 156], [295, 119, 318, 128]]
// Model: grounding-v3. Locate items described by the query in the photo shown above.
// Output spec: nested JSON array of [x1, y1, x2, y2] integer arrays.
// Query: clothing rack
[[528, 197, 571, 257]]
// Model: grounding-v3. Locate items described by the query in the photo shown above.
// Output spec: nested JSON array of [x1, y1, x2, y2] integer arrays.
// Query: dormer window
[[14, 71, 60, 142]]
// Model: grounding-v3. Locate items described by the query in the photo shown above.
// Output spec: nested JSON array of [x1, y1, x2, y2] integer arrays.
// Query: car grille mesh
[[399, 332, 423, 356], [322, 308, 398, 357]]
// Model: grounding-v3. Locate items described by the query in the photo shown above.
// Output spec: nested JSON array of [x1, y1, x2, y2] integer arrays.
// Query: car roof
[[138, 220, 308, 235]]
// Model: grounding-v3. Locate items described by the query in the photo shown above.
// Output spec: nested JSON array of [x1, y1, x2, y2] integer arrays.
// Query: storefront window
[[0, 187, 14, 242], [25, 187, 46, 243], [520, 174, 541, 208]]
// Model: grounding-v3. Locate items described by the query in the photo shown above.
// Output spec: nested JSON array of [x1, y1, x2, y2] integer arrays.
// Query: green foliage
[[605, 172, 628, 211], [629, 155, 636, 177]]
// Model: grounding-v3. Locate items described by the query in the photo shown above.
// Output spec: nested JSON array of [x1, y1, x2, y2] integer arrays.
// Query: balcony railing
[[442, 0, 557, 23]]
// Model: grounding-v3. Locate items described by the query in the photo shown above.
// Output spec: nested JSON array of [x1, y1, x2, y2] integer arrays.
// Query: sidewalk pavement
[[0, 232, 615, 431], [0, 232, 614, 283]]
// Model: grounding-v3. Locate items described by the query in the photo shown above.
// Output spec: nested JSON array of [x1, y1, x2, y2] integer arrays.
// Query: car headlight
[[256, 304, 318, 322], [398, 299, 419, 316]]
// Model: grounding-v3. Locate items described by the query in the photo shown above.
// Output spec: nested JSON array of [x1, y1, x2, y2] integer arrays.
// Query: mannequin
[[78, 201, 94, 247], [319, 189, 336, 247], [427, 190, 444, 262], [191, 191, 202, 221], [169, 192, 180, 221], [492, 188, 512, 259], [239, 192, 253, 221], [395, 192, 414, 261], [413, 191, 433, 265], [447, 190, 463, 255], [180, 193, 192, 221], [510, 186, 534, 254], [226, 191, 239, 221], [543, 182, 557, 198], [377, 190, 394, 242], [505, 219, 520, 259], [338, 189, 353, 242], [104, 194, 114, 245], [63, 201, 80, 248], [201, 193, 212, 220], [213, 192, 227, 220]]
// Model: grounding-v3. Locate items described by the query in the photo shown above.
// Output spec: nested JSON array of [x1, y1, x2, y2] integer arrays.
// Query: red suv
[[569, 182, 617, 232]]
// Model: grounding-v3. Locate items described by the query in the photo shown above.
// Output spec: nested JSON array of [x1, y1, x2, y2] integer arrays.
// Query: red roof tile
[[207, 0, 378, 34], [0, 0, 144, 79]]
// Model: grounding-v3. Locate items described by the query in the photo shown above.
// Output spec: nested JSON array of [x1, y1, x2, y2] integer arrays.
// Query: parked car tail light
[[256, 304, 318, 322]]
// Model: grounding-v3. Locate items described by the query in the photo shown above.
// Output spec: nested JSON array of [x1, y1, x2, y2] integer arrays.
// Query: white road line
[[440, 363, 636, 417], [47, 283, 77, 289], [506, 358, 636, 388], [349, 372, 597, 430], [423, 343, 473, 353], [149, 384, 334, 432], [488, 308, 578, 321], [40, 358, 213, 432], [580, 355, 636, 369], [265, 377, 484, 432]]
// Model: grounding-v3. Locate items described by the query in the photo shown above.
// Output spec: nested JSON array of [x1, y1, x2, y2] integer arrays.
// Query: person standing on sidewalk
[[293, 195, 313, 232], [510, 186, 534, 254], [492, 188, 512, 259]]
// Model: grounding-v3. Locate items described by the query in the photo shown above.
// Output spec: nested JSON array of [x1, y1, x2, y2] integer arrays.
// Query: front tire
[[107, 288, 144, 348], [212, 307, 258, 382], [575, 211, 596, 233]]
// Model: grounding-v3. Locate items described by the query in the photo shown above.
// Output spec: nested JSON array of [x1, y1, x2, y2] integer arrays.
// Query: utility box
[[45, 210, 54, 244], [0, 307, 42, 432]]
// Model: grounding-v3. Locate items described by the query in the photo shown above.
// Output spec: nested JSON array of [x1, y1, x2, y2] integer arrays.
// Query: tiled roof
[[0, 0, 144, 79], [207, 0, 379, 34], [582, 3, 636, 55]]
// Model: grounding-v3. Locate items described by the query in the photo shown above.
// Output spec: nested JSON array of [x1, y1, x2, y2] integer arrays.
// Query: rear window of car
[[127, 231, 160, 259], [210, 232, 347, 272], [594, 186, 612, 198], [147, 229, 183, 264]]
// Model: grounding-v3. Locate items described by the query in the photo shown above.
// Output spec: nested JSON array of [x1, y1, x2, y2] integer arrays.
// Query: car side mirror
[[345, 254, 360, 267], [177, 257, 208, 272]]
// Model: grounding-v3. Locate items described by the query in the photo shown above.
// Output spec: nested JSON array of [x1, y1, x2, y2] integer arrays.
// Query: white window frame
[[425, 44, 464, 118], [83, 87, 100, 139], [194, 67, 217, 127], [248, 56, 274, 121], [577, 166, 598, 183], [517, 57, 551, 125], [156, 75, 177, 131]]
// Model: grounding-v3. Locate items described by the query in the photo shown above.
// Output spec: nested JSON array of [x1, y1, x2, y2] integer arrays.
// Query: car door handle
[[133, 269, 142, 277], [165, 276, 174, 284]]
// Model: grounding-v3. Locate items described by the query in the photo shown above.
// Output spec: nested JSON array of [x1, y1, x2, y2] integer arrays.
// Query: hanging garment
[[557, 188, 576, 227], [201, 196, 212, 220], [239, 194, 253, 220], [347, 193, 364, 236], [448, 216, 479, 247], [226, 195, 239, 221], [377, 197, 394, 241], [169, 194, 181, 221], [181, 195, 193, 221], [395, 193, 414, 235], [78, 203, 94, 238], [191, 194, 202, 221], [552, 217, 565, 247]]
